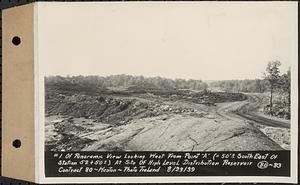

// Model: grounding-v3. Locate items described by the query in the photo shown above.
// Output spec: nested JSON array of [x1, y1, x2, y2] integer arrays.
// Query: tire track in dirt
[[215, 94, 290, 129]]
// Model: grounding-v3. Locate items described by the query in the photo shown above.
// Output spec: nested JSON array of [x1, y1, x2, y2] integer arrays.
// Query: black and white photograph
[[0, 1, 297, 183], [45, 63, 292, 152], [42, 2, 295, 153]]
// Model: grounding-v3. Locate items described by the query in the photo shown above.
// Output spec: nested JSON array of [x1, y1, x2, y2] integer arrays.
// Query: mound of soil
[[45, 90, 213, 125], [46, 87, 246, 124]]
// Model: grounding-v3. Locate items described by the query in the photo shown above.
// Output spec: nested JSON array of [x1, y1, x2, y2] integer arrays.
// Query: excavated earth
[[45, 89, 288, 151]]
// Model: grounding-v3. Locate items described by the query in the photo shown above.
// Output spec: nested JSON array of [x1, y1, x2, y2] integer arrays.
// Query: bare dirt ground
[[45, 92, 289, 151]]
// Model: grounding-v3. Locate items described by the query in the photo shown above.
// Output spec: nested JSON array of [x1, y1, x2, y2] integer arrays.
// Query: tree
[[279, 68, 291, 117], [264, 61, 281, 115]]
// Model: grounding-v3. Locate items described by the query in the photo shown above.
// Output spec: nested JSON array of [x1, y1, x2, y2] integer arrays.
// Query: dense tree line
[[45, 74, 208, 91], [210, 79, 269, 93]]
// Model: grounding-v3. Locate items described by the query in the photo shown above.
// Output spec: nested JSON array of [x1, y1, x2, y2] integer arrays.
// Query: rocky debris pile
[[165, 91, 247, 105], [45, 86, 245, 127], [263, 104, 290, 120], [46, 133, 95, 151], [45, 117, 96, 151], [254, 124, 290, 150], [119, 87, 247, 105], [151, 104, 206, 117], [46, 92, 206, 126]]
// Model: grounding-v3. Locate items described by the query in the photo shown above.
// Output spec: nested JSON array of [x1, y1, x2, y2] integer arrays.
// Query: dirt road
[[215, 94, 290, 128], [214, 93, 290, 150]]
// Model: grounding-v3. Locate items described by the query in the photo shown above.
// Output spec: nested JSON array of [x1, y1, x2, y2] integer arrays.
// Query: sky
[[37, 2, 297, 80]]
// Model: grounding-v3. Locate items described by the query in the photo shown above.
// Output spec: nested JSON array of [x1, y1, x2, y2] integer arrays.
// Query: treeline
[[209, 79, 269, 93], [45, 74, 208, 91]]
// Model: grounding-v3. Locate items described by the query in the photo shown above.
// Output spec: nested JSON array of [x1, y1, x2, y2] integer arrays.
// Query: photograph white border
[[35, 2, 298, 184]]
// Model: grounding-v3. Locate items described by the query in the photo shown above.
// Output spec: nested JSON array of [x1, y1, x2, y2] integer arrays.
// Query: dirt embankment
[[45, 90, 246, 125], [46, 93, 207, 126], [45, 90, 282, 151]]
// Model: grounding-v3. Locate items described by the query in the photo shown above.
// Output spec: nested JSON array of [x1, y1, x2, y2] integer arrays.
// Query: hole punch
[[12, 139, 21, 148], [12, 36, 21, 46]]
